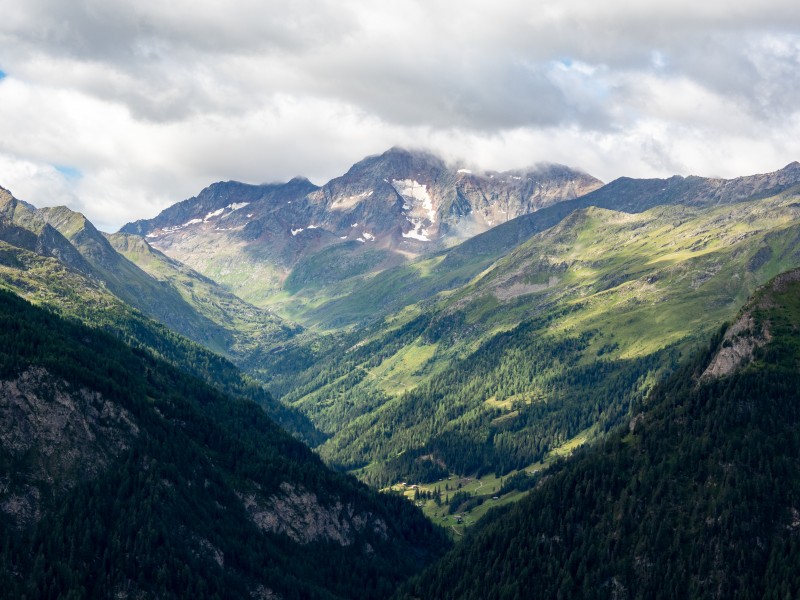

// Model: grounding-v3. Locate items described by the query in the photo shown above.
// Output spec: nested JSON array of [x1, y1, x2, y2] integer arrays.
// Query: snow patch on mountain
[[204, 208, 225, 221], [402, 229, 431, 242], [331, 190, 373, 211], [392, 179, 436, 242], [143, 201, 262, 239]]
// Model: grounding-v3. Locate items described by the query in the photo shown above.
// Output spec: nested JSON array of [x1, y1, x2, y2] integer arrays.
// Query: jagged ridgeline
[[399, 270, 800, 599], [0, 290, 449, 599], [118, 154, 800, 330], [120, 147, 602, 316]]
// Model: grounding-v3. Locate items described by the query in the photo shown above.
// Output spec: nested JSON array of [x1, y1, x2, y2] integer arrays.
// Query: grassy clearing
[[484, 396, 515, 410], [382, 425, 597, 538], [367, 342, 439, 396]]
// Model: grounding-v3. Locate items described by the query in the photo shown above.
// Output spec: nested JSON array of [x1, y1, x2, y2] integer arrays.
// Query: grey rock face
[[0, 367, 139, 529], [124, 148, 601, 255], [700, 268, 800, 381], [237, 481, 389, 547], [117, 148, 602, 300], [700, 313, 768, 381]]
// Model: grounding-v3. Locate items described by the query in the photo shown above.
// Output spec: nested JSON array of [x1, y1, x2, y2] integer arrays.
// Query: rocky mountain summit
[[120, 148, 601, 304], [0, 186, 93, 274]]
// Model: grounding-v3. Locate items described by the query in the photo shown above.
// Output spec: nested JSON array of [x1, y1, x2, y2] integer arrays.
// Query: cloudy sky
[[1, 0, 799, 231]]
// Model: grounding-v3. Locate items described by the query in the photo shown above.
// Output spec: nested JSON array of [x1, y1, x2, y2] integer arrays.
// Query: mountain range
[[2, 147, 800, 597], [121, 147, 602, 310], [0, 186, 319, 440], [276, 181, 800, 485]]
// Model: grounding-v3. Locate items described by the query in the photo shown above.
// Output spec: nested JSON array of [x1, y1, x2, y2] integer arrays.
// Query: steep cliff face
[[700, 313, 769, 380], [701, 268, 800, 381], [0, 367, 139, 530], [238, 481, 390, 547]]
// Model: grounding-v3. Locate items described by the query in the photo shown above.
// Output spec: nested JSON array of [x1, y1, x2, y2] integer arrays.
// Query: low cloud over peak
[[0, 0, 798, 230]]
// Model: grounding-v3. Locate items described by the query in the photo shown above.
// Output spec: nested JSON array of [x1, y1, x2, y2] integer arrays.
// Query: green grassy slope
[[0, 235, 321, 442], [107, 232, 303, 379], [37, 206, 303, 366], [274, 188, 800, 485], [39, 206, 236, 355], [274, 163, 800, 330], [400, 268, 800, 599]]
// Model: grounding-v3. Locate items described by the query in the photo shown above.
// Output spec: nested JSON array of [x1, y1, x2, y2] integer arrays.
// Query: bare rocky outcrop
[[118, 148, 601, 303], [194, 536, 225, 568], [769, 268, 800, 292], [494, 275, 561, 301], [0, 367, 139, 528], [700, 312, 769, 381], [698, 270, 800, 381], [237, 481, 389, 546], [251, 585, 282, 600]]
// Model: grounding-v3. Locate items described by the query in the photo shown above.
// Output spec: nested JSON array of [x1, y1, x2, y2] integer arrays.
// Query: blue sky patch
[[0, 70, 6, 80], [55, 165, 82, 180]]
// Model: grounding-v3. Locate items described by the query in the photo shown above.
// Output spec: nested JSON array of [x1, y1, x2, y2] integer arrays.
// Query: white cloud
[[0, 154, 81, 209], [0, 0, 798, 230]]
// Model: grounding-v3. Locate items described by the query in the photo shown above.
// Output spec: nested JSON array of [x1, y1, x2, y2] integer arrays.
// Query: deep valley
[[2, 150, 800, 598]]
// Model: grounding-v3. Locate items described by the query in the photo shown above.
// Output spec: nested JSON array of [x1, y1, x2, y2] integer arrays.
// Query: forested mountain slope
[[0, 186, 317, 440], [0, 289, 448, 599], [273, 185, 800, 485], [400, 269, 800, 600]]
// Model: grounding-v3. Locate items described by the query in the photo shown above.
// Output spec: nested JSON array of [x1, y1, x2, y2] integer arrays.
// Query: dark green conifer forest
[[399, 272, 800, 599], [0, 290, 448, 599]]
